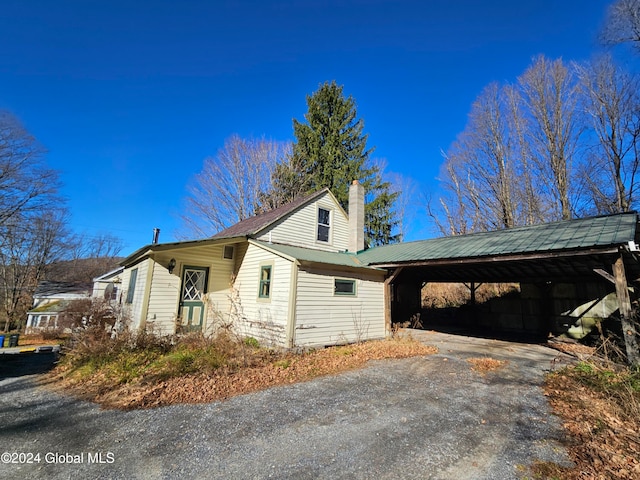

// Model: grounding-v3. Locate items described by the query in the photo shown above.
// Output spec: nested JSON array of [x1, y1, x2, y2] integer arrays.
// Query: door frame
[[178, 265, 210, 332]]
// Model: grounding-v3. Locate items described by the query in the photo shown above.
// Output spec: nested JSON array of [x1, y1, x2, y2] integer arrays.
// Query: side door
[[178, 266, 209, 332]]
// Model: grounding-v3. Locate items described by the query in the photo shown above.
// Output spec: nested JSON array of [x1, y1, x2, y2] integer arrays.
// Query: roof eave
[[367, 245, 623, 269], [121, 236, 247, 267]]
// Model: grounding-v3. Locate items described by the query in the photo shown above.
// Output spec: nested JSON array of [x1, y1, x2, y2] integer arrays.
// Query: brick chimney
[[348, 180, 365, 252]]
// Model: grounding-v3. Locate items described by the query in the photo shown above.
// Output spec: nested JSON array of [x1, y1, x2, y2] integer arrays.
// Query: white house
[[104, 181, 640, 357], [26, 281, 92, 332], [115, 181, 387, 348]]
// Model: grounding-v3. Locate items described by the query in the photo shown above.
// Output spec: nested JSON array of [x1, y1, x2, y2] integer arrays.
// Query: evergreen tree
[[266, 81, 400, 246]]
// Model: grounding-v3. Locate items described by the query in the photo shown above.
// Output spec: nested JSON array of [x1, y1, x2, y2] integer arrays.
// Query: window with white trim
[[334, 278, 356, 296], [317, 207, 331, 242], [258, 265, 272, 299], [125, 268, 138, 304], [223, 245, 235, 260]]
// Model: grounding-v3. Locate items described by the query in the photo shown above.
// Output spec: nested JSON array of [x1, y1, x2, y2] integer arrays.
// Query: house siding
[[121, 259, 150, 330], [293, 267, 386, 347], [231, 243, 292, 346], [256, 192, 349, 252], [145, 245, 238, 335], [145, 261, 181, 335]]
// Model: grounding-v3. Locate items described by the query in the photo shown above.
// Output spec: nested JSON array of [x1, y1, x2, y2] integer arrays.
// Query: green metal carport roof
[[356, 212, 640, 284]]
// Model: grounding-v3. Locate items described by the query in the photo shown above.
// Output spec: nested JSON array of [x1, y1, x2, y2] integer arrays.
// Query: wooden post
[[613, 255, 640, 368], [384, 267, 403, 336]]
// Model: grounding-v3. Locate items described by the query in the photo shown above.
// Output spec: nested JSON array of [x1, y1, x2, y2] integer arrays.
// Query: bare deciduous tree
[[180, 135, 292, 238], [0, 110, 69, 331], [601, 0, 640, 51], [430, 151, 484, 236], [47, 232, 125, 284], [0, 210, 69, 331], [456, 83, 518, 230], [576, 54, 640, 213], [504, 84, 548, 225], [433, 56, 586, 235], [518, 56, 583, 221], [257, 153, 310, 212], [0, 110, 60, 227]]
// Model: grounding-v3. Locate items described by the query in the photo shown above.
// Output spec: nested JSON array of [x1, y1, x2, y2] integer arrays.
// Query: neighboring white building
[[117, 182, 387, 348], [26, 282, 92, 332], [92, 266, 124, 304]]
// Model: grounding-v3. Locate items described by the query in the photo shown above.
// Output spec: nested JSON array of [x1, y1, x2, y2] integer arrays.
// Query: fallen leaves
[[536, 367, 640, 480], [467, 357, 508, 374], [49, 337, 438, 410]]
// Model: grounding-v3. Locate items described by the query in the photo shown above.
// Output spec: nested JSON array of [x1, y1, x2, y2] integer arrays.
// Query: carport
[[358, 212, 640, 364]]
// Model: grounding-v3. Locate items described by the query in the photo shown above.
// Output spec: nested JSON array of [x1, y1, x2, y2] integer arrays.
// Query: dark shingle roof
[[212, 188, 330, 239], [34, 281, 92, 297], [357, 212, 638, 266]]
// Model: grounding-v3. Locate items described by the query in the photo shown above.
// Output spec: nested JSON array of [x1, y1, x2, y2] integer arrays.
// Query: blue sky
[[0, 0, 612, 255]]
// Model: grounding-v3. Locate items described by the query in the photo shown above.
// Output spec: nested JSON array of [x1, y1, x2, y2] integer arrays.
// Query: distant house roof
[[357, 212, 638, 266], [28, 300, 65, 314], [33, 281, 92, 298], [212, 188, 332, 239]]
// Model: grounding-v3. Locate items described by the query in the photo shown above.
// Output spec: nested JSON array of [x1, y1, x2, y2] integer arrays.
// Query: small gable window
[[334, 278, 356, 296], [223, 245, 235, 260], [317, 208, 331, 242], [258, 265, 272, 299]]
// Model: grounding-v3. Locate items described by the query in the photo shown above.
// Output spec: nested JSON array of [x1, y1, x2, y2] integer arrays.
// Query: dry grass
[[13, 332, 68, 347], [422, 282, 519, 308], [47, 333, 437, 410]]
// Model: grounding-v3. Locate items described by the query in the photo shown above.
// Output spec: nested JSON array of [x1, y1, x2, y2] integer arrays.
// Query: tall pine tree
[[264, 81, 400, 246]]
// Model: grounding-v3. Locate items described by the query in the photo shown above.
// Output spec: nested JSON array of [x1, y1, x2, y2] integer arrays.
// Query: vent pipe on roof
[[348, 180, 365, 253], [152, 228, 160, 244]]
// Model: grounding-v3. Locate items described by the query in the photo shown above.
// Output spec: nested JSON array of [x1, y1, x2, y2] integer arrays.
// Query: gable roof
[[121, 188, 347, 266], [212, 188, 334, 239], [357, 212, 638, 266]]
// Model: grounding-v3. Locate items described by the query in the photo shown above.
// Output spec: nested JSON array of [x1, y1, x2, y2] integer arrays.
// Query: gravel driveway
[[0, 330, 572, 480]]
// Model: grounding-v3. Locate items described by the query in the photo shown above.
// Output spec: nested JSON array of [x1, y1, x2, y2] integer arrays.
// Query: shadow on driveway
[[0, 352, 59, 380]]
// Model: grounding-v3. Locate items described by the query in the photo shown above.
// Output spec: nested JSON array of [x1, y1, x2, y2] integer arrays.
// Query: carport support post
[[385, 267, 403, 335], [612, 255, 640, 368]]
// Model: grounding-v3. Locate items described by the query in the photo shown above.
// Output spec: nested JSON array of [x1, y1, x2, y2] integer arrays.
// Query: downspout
[[139, 258, 155, 332], [286, 260, 300, 348]]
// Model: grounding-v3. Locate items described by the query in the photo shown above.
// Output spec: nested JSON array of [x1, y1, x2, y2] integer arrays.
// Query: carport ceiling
[[357, 212, 640, 284]]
